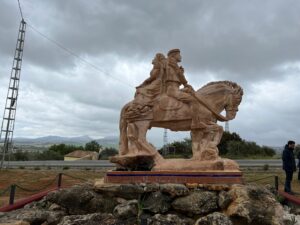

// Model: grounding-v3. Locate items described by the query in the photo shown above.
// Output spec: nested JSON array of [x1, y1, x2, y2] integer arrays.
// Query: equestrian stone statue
[[111, 49, 243, 171]]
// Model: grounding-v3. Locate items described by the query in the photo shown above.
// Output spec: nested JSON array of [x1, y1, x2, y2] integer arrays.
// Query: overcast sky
[[0, 0, 300, 147]]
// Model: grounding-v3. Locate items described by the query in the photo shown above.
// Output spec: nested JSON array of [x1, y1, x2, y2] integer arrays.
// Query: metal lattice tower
[[0, 19, 26, 169], [225, 121, 229, 132], [163, 128, 168, 155]]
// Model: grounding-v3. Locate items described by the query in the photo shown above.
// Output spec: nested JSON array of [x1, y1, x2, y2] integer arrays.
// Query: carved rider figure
[[125, 53, 166, 119], [164, 49, 205, 129], [136, 53, 166, 101]]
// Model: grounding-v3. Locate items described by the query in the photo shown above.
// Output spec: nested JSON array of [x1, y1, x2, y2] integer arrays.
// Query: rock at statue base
[[110, 154, 155, 171], [1, 182, 291, 225], [0, 221, 30, 225]]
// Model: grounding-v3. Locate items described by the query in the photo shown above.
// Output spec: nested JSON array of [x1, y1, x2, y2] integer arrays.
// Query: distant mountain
[[13, 135, 119, 148], [96, 136, 119, 148], [14, 135, 92, 145]]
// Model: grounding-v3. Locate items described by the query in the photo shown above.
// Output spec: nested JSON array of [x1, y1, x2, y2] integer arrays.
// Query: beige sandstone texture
[[111, 49, 243, 171]]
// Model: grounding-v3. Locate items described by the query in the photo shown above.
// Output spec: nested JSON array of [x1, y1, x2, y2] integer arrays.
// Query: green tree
[[157, 131, 275, 159], [294, 144, 300, 158], [49, 144, 82, 155], [85, 141, 101, 151], [12, 150, 29, 161], [218, 131, 242, 155], [159, 138, 192, 158], [261, 146, 276, 157], [34, 150, 63, 160], [99, 147, 118, 159], [226, 140, 275, 158]]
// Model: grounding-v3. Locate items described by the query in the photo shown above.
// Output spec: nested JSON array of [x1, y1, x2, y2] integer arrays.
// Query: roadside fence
[[0, 173, 88, 209], [1, 172, 300, 211]]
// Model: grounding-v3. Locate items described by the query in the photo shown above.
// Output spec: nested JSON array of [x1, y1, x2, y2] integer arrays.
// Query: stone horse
[[114, 80, 243, 170]]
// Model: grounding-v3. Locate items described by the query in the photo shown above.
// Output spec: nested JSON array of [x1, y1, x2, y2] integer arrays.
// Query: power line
[[16, 1, 134, 88], [17, 0, 24, 20], [27, 23, 134, 89]]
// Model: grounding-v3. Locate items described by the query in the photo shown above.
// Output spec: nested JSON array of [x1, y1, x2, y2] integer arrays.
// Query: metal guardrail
[[0, 160, 115, 168], [0, 159, 284, 168]]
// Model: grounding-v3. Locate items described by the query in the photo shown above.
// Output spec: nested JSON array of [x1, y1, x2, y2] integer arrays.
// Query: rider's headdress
[[167, 48, 180, 56]]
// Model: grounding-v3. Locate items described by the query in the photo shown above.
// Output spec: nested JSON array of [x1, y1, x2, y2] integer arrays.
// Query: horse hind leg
[[119, 103, 131, 155], [134, 121, 164, 162]]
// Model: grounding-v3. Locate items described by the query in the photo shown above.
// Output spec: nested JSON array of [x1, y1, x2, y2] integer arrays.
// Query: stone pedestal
[[152, 158, 239, 171]]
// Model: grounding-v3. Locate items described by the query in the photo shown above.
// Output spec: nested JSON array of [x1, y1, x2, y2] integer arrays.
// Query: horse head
[[224, 82, 243, 120], [197, 81, 243, 121]]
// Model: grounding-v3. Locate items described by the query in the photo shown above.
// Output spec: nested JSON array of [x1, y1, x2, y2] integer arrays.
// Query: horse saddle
[[158, 95, 184, 111], [153, 95, 190, 122]]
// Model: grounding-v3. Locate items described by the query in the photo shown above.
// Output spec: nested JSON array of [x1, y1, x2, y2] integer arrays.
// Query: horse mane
[[198, 80, 243, 96]]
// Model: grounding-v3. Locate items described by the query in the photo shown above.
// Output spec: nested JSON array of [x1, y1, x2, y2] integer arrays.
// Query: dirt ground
[[0, 168, 106, 207], [1, 167, 300, 207], [241, 167, 300, 196]]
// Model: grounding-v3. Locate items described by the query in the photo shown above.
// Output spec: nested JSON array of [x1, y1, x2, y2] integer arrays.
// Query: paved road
[[1, 160, 113, 168], [0, 159, 283, 168], [236, 159, 282, 167]]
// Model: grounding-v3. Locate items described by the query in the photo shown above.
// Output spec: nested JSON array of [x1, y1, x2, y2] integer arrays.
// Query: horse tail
[[119, 102, 131, 155]]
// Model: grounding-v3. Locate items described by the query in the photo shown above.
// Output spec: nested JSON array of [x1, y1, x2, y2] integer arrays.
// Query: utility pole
[[225, 121, 229, 132]]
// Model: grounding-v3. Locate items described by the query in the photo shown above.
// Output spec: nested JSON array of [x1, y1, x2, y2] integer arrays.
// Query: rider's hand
[[179, 66, 184, 73], [184, 84, 194, 92]]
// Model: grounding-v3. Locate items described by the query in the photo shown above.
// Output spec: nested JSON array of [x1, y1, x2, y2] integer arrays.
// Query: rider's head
[[167, 49, 181, 62]]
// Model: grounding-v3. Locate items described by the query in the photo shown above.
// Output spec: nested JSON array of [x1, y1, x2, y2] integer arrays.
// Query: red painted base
[[0, 187, 58, 212], [105, 170, 243, 184], [278, 190, 300, 206]]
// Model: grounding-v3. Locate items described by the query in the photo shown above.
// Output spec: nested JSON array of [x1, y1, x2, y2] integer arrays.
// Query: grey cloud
[[230, 74, 300, 146], [15, 89, 120, 138], [0, 1, 20, 55], [14, 0, 300, 83], [1, 0, 300, 147], [21, 59, 135, 110]]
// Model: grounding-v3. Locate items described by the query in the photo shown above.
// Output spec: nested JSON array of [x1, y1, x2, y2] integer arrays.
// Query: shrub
[[263, 164, 269, 171]]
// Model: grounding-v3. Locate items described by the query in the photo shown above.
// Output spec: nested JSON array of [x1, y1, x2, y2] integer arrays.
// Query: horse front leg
[[201, 123, 223, 159], [191, 129, 201, 159], [210, 124, 223, 147], [191, 123, 222, 161]]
